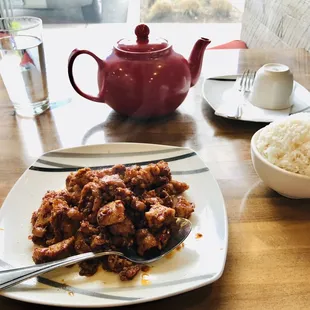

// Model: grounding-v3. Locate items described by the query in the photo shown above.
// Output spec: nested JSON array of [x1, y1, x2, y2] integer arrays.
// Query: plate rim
[[0, 143, 228, 307], [41, 142, 189, 155]]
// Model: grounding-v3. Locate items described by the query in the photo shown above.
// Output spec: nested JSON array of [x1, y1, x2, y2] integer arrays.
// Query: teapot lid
[[116, 24, 169, 53]]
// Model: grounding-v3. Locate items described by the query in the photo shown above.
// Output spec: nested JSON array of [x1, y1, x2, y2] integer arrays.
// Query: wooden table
[[0, 46, 310, 309]]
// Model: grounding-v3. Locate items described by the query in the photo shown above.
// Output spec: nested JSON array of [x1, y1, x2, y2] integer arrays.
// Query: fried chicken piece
[[119, 265, 141, 281], [110, 235, 134, 248], [80, 220, 100, 235], [162, 195, 173, 208], [143, 188, 174, 208], [159, 179, 189, 195], [155, 188, 174, 208], [66, 168, 99, 204], [43, 190, 74, 205], [79, 182, 102, 223], [145, 204, 175, 230], [173, 196, 195, 219], [31, 211, 38, 226], [142, 189, 157, 198], [74, 231, 91, 254], [98, 164, 126, 178], [136, 229, 158, 256], [131, 197, 147, 212], [32, 226, 46, 238], [32, 195, 81, 245], [126, 209, 147, 229], [115, 187, 146, 211], [99, 174, 126, 202], [31, 196, 53, 239], [75, 221, 110, 253], [32, 191, 70, 234], [111, 164, 127, 176], [101, 174, 125, 188], [67, 165, 128, 205], [47, 198, 79, 245], [143, 196, 162, 207], [48, 199, 69, 242], [79, 259, 99, 277], [124, 161, 171, 193], [107, 255, 133, 273], [142, 190, 164, 207], [106, 255, 141, 281], [90, 233, 110, 252], [32, 237, 75, 264], [156, 228, 171, 250], [97, 200, 125, 227], [114, 187, 133, 206], [31, 202, 49, 239], [67, 207, 83, 221], [109, 218, 135, 236]]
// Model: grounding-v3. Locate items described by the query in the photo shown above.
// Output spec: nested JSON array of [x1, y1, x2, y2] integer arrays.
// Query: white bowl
[[251, 128, 310, 199]]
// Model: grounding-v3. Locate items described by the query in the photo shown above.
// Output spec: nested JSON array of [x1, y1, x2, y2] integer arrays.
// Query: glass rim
[[0, 16, 42, 32]]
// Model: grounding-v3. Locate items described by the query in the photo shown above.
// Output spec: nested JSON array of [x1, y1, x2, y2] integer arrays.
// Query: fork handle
[[0, 251, 123, 290], [236, 104, 243, 119]]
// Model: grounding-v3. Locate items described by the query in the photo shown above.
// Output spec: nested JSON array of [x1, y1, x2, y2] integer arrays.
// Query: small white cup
[[250, 63, 294, 110]]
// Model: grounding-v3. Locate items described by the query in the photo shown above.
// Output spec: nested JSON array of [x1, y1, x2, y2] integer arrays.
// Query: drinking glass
[[0, 16, 49, 117]]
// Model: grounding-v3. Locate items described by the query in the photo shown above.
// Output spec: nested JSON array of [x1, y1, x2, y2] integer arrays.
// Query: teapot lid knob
[[116, 24, 168, 53], [135, 24, 150, 43]]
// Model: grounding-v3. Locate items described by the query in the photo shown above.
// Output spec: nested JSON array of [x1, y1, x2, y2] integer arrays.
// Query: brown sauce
[[141, 273, 150, 285], [141, 265, 150, 272], [165, 250, 176, 259], [195, 233, 203, 239], [176, 243, 184, 251]]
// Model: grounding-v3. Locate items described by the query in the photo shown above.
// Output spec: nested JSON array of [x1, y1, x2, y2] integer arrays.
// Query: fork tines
[[239, 69, 256, 93]]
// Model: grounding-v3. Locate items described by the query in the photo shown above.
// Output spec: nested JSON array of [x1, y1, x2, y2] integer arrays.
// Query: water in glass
[[0, 34, 49, 116]]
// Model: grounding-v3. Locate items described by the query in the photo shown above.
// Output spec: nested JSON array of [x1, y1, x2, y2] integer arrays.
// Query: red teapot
[[68, 24, 210, 118]]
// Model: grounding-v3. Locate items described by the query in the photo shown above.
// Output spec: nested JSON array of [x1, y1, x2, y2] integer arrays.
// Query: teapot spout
[[188, 38, 211, 87]]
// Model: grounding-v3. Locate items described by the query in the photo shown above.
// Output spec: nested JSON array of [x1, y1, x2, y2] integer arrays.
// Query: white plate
[[202, 75, 310, 122], [0, 143, 228, 308]]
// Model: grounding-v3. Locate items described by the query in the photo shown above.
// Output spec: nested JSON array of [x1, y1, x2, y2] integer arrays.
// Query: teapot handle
[[68, 49, 105, 102]]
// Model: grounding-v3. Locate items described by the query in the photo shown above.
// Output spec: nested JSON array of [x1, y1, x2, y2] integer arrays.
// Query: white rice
[[256, 113, 310, 177]]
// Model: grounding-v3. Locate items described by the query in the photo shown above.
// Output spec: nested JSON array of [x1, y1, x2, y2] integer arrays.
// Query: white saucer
[[202, 75, 310, 123]]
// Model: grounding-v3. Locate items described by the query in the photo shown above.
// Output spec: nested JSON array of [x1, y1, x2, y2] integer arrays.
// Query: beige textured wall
[[241, 0, 310, 52]]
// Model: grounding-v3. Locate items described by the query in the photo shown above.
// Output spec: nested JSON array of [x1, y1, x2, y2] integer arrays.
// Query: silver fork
[[0, 217, 191, 290], [235, 69, 256, 119]]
